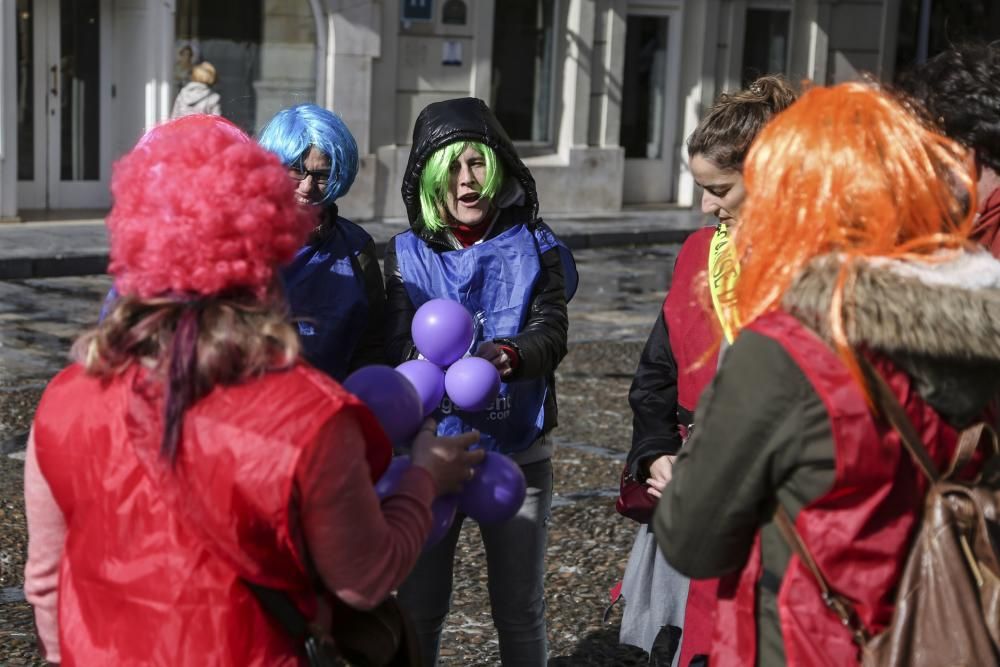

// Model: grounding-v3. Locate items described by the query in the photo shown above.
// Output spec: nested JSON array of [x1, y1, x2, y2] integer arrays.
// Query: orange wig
[[733, 82, 976, 374]]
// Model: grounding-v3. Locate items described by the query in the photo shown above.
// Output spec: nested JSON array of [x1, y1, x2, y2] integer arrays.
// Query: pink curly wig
[[107, 114, 315, 299]]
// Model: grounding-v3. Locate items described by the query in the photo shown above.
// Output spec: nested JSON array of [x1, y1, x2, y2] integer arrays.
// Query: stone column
[[322, 0, 381, 220], [0, 0, 18, 220]]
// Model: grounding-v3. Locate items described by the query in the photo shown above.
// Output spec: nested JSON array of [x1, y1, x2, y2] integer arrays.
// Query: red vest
[[662, 226, 720, 665], [32, 363, 391, 666], [663, 226, 720, 418], [711, 310, 960, 666]]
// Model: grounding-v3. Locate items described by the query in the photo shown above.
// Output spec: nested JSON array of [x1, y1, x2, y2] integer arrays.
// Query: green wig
[[419, 142, 504, 232]]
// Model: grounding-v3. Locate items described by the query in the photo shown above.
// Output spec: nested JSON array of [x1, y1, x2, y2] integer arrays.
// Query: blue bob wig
[[257, 103, 358, 206]]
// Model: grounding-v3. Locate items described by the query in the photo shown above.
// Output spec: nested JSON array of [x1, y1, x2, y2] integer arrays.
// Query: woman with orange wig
[[654, 82, 1000, 665]]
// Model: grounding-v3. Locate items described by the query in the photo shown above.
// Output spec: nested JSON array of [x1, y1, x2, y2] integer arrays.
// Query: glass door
[[620, 7, 681, 204], [17, 0, 111, 210]]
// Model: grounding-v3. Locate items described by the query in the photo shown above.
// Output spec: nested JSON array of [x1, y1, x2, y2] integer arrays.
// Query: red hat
[[107, 114, 315, 299]]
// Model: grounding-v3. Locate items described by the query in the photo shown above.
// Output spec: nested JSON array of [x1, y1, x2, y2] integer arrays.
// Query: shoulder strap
[[244, 580, 311, 640], [773, 507, 870, 646], [244, 581, 340, 666]]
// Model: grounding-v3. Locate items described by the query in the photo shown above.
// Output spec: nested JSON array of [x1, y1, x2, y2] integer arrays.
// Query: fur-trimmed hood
[[782, 249, 1000, 425]]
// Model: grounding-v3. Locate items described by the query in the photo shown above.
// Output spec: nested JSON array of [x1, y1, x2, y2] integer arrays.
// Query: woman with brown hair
[[23, 114, 483, 665], [618, 75, 795, 666], [656, 82, 1000, 665]]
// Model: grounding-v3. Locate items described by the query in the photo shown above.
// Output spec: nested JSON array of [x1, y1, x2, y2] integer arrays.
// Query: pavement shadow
[[549, 626, 649, 666]]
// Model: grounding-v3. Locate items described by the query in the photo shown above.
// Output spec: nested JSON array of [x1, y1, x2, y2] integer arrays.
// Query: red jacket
[[711, 311, 960, 666], [662, 226, 720, 665], [32, 363, 391, 666]]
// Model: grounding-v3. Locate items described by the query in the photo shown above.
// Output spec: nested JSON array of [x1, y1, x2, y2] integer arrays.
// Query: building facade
[[0, 0, 908, 220]]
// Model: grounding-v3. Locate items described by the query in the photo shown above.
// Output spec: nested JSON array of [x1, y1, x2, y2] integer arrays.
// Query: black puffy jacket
[[384, 97, 568, 435]]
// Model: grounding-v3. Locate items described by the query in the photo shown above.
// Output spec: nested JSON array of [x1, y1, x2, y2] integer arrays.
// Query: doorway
[[16, 0, 112, 210], [620, 5, 681, 204]]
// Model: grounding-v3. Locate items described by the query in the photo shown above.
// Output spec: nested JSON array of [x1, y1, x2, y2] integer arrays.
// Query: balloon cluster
[[342, 299, 502, 445], [343, 298, 525, 545], [407, 299, 501, 414]]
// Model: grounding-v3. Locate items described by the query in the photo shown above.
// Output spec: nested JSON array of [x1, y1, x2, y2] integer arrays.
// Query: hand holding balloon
[[475, 341, 514, 379], [374, 453, 460, 548], [411, 419, 485, 494]]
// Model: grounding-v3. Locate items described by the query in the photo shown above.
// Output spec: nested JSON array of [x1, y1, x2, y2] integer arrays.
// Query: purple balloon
[[344, 365, 423, 446], [396, 359, 446, 417], [374, 456, 411, 498], [426, 494, 458, 548], [411, 299, 474, 367], [458, 452, 527, 524], [445, 357, 501, 411]]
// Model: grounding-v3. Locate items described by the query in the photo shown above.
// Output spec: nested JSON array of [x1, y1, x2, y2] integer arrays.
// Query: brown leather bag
[[775, 360, 1000, 666]]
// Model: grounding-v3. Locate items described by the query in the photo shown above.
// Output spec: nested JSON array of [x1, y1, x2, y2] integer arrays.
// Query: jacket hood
[[400, 97, 539, 234], [782, 250, 1000, 425]]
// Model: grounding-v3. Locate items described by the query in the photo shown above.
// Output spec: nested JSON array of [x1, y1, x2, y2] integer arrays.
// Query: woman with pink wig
[[23, 115, 483, 665]]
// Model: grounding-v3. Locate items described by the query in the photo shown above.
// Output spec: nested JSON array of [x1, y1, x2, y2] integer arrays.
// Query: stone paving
[[0, 243, 680, 665]]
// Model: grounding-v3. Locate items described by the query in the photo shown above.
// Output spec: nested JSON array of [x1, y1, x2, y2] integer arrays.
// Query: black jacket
[[626, 311, 683, 480], [384, 98, 568, 435]]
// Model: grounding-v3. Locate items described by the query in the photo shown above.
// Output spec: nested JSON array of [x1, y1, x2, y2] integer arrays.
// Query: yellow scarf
[[707, 223, 741, 343]]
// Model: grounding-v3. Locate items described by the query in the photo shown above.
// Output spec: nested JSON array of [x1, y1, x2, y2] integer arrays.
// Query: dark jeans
[[397, 459, 554, 666]]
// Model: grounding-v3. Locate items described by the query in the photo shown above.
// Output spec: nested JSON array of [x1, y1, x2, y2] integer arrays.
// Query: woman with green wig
[[384, 97, 577, 666]]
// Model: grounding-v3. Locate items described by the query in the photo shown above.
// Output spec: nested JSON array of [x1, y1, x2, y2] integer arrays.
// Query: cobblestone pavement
[[0, 244, 679, 665]]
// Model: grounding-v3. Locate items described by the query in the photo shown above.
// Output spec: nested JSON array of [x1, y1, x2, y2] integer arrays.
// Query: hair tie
[[750, 82, 764, 95]]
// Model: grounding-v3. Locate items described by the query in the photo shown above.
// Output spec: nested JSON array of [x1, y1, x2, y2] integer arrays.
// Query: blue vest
[[280, 217, 372, 381], [395, 222, 573, 454]]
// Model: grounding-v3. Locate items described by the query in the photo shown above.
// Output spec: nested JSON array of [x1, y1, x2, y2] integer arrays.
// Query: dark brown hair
[[898, 42, 1000, 174], [687, 75, 797, 171]]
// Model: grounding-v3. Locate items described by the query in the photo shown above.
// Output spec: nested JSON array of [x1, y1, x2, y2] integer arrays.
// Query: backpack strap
[[859, 357, 940, 484], [945, 422, 1000, 479]]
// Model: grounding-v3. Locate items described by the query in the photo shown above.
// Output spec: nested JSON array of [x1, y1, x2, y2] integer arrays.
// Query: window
[[741, 9, 790, 87], [491, 0, 557, 143], [175, 0, 262, 133]]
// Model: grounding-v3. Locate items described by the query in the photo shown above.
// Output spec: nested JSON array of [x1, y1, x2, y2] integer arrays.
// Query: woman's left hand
[[476, 341, 514, 379], [645, 454, 676, 499]]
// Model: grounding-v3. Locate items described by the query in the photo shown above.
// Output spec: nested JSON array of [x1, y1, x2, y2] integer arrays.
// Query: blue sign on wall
[[402, 0, 433, 22]]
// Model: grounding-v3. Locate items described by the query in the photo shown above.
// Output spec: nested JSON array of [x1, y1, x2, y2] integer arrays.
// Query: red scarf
[[450, 221, 490, 248], [972, 187, 1000, 259]]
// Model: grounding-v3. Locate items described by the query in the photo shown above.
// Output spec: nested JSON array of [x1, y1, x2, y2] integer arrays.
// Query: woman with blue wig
[[258, 103, 385, 380]]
